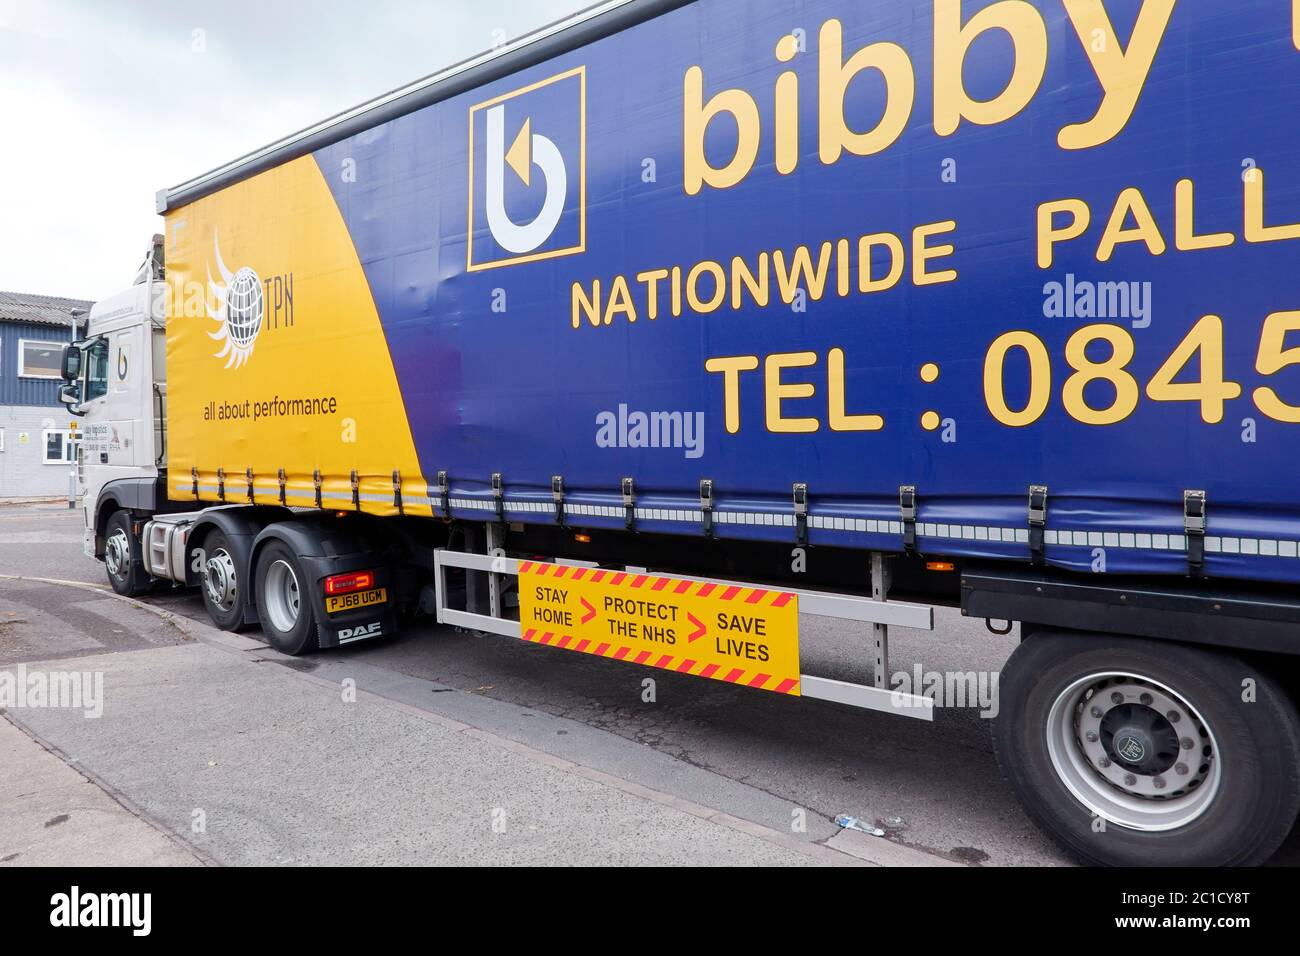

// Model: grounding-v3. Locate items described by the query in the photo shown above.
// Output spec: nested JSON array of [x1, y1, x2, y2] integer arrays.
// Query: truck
[[57, 0, 1300, 866]]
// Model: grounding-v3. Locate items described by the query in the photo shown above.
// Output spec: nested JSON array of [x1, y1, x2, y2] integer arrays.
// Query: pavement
[[0, 716, 203, 867], [4, 501, 1296, 866], [1, 579, 887, 866], [0, 510, 936, 865]]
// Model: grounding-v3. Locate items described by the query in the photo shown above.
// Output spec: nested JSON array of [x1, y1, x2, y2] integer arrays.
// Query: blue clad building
[[0, 291, 92, 499]]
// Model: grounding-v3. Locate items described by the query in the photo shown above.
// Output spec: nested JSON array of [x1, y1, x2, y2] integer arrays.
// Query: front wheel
[[254, 541, 319, 655], [103, 510, 150, 597], [994, 630, 1300, 866]]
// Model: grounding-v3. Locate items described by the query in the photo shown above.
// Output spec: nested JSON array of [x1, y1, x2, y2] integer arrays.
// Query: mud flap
[[316, 607, 398, 649]]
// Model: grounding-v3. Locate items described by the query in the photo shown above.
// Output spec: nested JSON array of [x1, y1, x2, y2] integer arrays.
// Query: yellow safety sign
[[516, 561, 801, 695]]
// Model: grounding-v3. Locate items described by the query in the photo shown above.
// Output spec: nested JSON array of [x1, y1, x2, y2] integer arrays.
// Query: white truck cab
[[59, 237, 169, 566]]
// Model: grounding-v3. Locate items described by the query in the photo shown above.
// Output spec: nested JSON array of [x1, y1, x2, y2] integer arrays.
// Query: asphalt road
[[4, 501, 1298, 865]]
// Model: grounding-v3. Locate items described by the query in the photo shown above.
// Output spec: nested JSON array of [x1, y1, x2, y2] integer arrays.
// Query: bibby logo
[[467, 66, 586, 271]]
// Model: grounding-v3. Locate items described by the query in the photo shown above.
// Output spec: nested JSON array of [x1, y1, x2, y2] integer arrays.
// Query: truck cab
[[59, 237, 169, 566]]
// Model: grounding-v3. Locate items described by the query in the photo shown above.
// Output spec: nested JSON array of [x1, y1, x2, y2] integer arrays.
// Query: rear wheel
[[103, 510, 150, 597], [197, 529, 245, 631], [255, 541, 318, 655], [994, 630, 1300, 866]]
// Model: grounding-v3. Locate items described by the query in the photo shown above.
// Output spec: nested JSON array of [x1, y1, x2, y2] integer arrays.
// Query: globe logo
[[206, 233, 265, 369], [225, 267, 264, 348]]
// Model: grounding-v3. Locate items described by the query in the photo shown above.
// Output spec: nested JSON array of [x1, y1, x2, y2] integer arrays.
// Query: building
[[0, 291, 92, 499]]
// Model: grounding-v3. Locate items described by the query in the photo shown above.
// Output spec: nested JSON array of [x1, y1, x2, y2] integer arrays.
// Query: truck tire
[[197, 528, 246, 632], [254, 541, 319, 655], [994, 630, 1300, 866], [103, 510, 151, 597]]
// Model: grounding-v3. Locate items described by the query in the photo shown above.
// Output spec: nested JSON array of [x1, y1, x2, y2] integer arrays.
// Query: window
[[19, 339, 65, 379], [85, 338, 109, 401], [43, 429, 75, 465]]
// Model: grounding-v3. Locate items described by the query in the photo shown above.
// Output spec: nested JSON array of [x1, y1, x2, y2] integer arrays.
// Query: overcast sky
[[0, 0, 589, 301]]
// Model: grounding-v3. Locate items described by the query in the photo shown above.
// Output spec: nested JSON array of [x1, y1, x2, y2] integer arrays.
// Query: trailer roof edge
[[157, 0, 693, 214]]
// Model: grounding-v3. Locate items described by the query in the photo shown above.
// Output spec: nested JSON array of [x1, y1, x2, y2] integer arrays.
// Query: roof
[[0, 290, 94, 328]]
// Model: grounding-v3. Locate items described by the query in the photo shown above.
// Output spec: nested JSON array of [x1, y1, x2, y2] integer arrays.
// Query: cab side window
[[85, 338, 109, 402]]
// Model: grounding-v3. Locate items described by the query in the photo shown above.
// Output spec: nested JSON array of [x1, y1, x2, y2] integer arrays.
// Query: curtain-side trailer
[[59, 0, 1300, 866]]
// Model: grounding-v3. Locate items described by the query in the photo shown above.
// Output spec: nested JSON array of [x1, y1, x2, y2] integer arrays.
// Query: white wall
[[0, 405, 76, 499]]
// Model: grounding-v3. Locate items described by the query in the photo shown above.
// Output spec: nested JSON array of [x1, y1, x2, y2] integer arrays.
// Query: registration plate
[[325, 587, 387, 614]]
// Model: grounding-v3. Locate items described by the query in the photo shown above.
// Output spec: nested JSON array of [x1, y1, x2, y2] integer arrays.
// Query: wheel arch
[[93, 494, 123, 557], [250, 515, 401, 652], [91, 476, 178, 558]]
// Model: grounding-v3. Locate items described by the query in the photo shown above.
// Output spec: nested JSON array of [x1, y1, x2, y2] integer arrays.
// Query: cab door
[[105, 325, 147, 467], [77, 336, 111, 465]]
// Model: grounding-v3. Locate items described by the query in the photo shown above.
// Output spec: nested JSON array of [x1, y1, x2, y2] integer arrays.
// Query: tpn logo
[[467, 65, 585, 271], [206, 232, 295, 369]]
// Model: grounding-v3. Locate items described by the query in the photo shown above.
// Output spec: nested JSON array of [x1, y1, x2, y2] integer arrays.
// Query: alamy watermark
[[0, 664, 103, 718], [890, 665, 1000, 718], [596, 404, 705, 459], [1043, 273, 1152, 328], [50, 886, 150, 936]]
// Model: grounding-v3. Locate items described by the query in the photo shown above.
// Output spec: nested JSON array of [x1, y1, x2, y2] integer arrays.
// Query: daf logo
[[1116, 734, 1146, 764], [467, 67, 586, 271], [338, 621, 383, 643]]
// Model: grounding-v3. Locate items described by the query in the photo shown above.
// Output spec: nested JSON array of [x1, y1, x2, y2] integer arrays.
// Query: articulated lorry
[[59, 0, 1300, 865]]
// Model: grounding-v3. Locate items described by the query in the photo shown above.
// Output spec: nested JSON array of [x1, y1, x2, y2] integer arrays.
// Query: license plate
[[326, 587, 387, 614]]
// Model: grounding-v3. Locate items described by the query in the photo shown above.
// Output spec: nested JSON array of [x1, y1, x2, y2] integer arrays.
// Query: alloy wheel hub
[[1047, 672, 1220, 830]]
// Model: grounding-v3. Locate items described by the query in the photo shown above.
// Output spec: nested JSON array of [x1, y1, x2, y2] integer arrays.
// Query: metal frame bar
[[962, 561, 1300, 655], [484, 523, 507, 620], [871, 552, 890, 689], [433, 547, 935, 720]]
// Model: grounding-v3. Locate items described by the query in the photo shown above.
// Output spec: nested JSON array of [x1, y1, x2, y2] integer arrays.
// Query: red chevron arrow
[[687, 612, 706, 642], [580, 597, 596, 625]]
